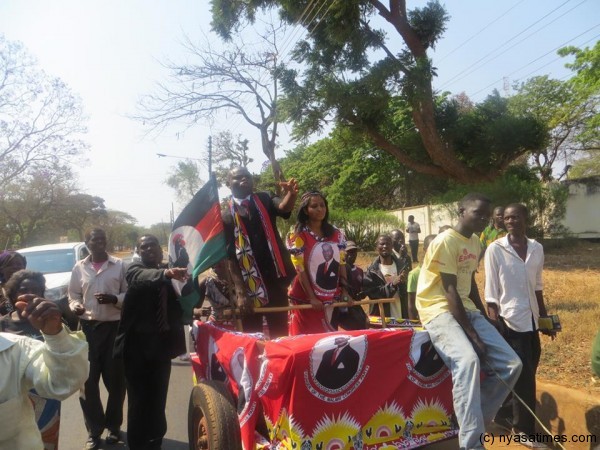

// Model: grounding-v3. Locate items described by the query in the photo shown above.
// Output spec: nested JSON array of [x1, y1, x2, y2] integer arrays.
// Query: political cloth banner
[[192, 322, 458, 450], [168, 177, 227, 319]]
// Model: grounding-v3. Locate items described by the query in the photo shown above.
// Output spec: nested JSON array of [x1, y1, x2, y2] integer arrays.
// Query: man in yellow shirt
[[416, 193, 522, 450]]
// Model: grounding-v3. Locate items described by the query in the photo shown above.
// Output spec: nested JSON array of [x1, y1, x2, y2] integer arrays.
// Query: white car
[[19, 242, 89, 329]]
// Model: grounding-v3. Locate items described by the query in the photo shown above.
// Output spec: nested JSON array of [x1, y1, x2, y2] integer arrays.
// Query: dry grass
[[357, 241, 600, 395]]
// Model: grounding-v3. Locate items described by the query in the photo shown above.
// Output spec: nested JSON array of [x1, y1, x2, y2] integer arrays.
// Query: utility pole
[[207, 135, 212, 178]]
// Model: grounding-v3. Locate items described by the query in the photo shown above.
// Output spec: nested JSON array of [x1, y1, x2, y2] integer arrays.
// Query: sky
[[0, 0, 598, 227]]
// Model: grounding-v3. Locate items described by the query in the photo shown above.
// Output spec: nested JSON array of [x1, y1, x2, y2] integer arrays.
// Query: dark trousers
[[241, 278, 289, 338], [79, 320, 126, 437], [124, 344, 172, 449], [409, 239, 419, 262], [497, 325, 541, 434]]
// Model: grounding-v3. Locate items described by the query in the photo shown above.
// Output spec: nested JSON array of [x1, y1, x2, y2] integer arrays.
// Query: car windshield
[[22, 249, 77, 274]]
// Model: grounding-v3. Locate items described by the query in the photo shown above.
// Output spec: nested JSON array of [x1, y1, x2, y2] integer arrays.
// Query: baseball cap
[[346, 241, 358, 251]]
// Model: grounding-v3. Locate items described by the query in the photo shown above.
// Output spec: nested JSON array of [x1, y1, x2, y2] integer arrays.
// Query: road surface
[[59, 359, 193, 450]]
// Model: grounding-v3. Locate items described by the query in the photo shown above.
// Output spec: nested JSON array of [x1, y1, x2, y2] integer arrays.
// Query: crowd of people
[[0, 165, 592, 450]]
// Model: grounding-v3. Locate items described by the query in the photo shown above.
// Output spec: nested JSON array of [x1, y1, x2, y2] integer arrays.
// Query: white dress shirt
[[68, 254, 128, 322], [484, 235, 544, 332]]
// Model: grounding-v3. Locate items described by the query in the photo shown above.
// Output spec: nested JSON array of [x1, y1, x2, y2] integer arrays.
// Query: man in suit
[[113, 235, 188, 450], [315, 243, 340, 291], [315, 336, 360, 390], [221, 166, 298, 338]]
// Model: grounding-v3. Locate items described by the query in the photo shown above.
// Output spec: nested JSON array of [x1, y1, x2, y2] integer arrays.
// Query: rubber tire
[[188, 380, 242, 450]]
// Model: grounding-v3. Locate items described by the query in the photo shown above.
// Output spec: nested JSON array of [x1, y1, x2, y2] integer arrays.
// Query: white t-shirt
[[407, 222, 421, 241], [379, 262, 398, 281]]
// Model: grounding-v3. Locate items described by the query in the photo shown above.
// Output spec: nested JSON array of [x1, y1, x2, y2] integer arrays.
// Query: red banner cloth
[[192, 322, 458, 450]]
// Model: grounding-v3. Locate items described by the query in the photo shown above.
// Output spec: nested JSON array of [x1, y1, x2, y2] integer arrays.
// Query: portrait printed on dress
[[310, 242, 341, 293]]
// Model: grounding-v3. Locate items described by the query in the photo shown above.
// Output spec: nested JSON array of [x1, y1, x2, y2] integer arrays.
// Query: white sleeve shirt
[[68, 255, 128, 322], [484, 235, 544, 332], [0, 329, 89, 449]]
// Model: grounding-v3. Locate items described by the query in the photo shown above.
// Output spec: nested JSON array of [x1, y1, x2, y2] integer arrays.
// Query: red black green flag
[[168, 176, 227, 319]]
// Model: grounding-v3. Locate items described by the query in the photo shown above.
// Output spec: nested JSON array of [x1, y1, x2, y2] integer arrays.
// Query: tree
[[56, 194, 107, 240], [138, 21, 288, 181], [0, 34, 88, 186], [211, 0, 545, 183], [96, 210, 139, 251], [510, 74, 598, 181], [212, 130, 253, 182], [0, 165, 76, 247], [165, 160, 204, 204], [569, 150, 600, 178]]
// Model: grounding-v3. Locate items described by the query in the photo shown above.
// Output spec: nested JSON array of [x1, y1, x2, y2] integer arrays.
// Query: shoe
[[178, 353, 190, 361], [84, 436, 101, 450], [492, 416, 513, 433], [512, 430, 550, 448], [105, 429, 121, 444]]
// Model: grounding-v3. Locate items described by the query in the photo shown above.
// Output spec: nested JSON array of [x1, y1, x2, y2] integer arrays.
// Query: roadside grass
[[357, 241, 600, 394]]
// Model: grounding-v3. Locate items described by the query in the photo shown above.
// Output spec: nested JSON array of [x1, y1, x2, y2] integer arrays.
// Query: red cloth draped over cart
[[192, 322, 458, 450]]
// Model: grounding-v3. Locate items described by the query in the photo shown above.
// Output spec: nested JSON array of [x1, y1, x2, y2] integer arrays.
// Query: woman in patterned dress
[[287, 191, 350, 335]]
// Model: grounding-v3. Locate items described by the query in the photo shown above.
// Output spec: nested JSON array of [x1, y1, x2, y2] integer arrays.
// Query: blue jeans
[[425, 311, 522, 450]]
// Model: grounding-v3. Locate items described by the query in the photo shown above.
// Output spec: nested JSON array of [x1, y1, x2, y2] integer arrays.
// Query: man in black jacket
[[363, 234, 411, 319], [221, 166, 298, 338], [113, 235, 187, 450]]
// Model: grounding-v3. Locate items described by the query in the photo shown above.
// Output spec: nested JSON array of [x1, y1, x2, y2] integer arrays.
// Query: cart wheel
[[188, 380, 241, 450]]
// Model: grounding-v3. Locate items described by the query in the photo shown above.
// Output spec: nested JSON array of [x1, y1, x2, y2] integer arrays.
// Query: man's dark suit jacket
[[113, 262, 185, 361], [315, 258, 340, 291], [315, 344, 360, 390]]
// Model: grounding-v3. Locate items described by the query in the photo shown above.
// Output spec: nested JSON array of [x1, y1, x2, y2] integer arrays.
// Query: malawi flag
[[168, 176, 227, 320]]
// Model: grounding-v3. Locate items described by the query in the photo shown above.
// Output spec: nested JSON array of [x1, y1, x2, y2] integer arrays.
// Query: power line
[[439, 0, 583, 90], [225, 0, 338, 134], [468, 26, 600, 99], [437, 0, 526, 62]]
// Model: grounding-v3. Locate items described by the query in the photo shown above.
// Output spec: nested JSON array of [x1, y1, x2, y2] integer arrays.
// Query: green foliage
[[570, 151, 600, 178], [211, 0, 546, 183], [258, 125, 449, 209], [165, 160, 204, 204], [561, 41, 600, 154], [274, 208, 401, 252], [329, 209, 402, 251], [432, 165, 569, 239]]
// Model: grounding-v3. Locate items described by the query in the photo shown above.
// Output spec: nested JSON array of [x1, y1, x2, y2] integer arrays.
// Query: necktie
[[240, 199, 250, 216]]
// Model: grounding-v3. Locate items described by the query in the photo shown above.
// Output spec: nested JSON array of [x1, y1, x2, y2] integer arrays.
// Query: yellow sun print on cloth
[[410, 398, 452, 442], [268, 409, 306, 449], [362, 402, 407, 446], [311, 412, 361, 450]]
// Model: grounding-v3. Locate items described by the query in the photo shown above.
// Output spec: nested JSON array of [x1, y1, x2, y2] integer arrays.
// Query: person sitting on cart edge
[[415, 193, 522, 450], [113, 234, 188, 450], [221, 166, 299, 338]]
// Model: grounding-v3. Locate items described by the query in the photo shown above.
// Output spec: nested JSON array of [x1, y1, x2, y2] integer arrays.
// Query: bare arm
[[440, 272, 486, 359], [276, 178, 299, 213], [469, 273, 487, 315], [407, 292, 419, 321], [297, 270, 323, 310]]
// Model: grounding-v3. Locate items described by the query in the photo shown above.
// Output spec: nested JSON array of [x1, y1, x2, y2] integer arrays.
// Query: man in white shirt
[[485, 203, 554, 445], [69, 228, 128, 449], [406, 215, 421, 262]]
